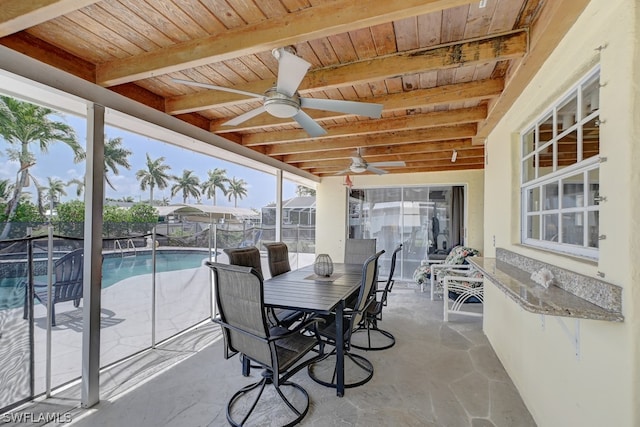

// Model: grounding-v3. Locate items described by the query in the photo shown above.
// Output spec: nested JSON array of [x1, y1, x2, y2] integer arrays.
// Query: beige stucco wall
[[483, 0, 639, 426], [316, 170, 484, 262]]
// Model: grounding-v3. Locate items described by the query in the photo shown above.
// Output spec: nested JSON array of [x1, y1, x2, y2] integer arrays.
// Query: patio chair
[[223, 247, 263, 279], [223, 246, 266, 376], [307, 250, 384, 389], [224, 245, 301, 377], [412, 245, 480, 300], [351, 244, 402, 351], [443, 268, 484, 322], [207, 262, 324, 427], [23, 248, 84, 326], [263, 242, 305, 326], [344, 238, 376, 264], [263, 242, 291, 277]]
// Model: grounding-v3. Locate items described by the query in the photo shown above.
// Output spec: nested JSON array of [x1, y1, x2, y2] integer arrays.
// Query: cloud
[[65, 168, 82, 179]]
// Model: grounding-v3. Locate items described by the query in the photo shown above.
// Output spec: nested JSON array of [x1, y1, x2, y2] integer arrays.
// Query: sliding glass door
[[348, 185, 465, 280]]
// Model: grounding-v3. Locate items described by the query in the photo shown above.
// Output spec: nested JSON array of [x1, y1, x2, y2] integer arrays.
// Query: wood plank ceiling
[[0, 0, 583, 178]]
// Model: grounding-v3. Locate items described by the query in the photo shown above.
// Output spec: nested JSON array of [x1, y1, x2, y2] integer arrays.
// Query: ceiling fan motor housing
[[264, 87, 301, 118], [350, 164, 367, 173]]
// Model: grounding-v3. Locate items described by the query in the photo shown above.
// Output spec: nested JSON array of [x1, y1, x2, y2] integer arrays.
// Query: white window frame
[[520, 66, 601, 259]]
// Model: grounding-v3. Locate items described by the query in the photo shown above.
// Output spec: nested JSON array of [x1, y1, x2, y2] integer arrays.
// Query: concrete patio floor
[[5, 278, 536, 426]]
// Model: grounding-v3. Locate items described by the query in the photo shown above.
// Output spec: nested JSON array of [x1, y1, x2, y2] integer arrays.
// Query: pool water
[[0, 250, 210, 309], [101, 251, 209, 288]]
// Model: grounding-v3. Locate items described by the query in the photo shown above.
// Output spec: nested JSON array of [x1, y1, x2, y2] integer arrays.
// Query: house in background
[[261, 196, 316, 227], [261, 196, 316, 249]]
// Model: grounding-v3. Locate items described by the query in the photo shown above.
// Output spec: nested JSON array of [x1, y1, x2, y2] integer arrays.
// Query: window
[[521, 66, 601, 259]]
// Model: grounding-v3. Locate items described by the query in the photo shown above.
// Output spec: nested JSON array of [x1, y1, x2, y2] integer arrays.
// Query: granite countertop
[[469, 257, 624, 322]]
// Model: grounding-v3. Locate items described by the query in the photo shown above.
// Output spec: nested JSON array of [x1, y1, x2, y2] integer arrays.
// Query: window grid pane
[[520, 67, 600, 258]]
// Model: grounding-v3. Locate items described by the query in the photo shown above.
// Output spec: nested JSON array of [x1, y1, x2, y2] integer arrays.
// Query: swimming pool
[[0, 249, 211, 309], [101, 250, 210, 288]]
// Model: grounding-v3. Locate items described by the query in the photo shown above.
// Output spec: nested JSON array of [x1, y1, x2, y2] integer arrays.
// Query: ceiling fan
[[336, 148, 406, 175], [172, 46, 383, 137]]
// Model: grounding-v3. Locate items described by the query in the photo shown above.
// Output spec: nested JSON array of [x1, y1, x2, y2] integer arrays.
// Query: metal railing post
[[27, 229, 35, 399], [208, 221, 214, 319], [296, 224, 300, 269], [151, 227, 157, 347], [46, 225, 53, 397]]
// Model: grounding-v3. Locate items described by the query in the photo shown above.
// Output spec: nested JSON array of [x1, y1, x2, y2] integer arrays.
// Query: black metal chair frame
[[307, 250, 384, 389], [208, 262, 325, 427], [351, 244, 402, 351]]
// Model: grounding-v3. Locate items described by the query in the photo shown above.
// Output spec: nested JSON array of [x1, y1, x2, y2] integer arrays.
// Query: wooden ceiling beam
[[96, 0, 477, 86], [265, 123, 477, 156], [315, 162, 484, 177], [0, 0, 100, 38], [167, 29, 518, 115], [240, 106, 487, 146], [293, 148, 485, 170], [281, 139, 475, 162], [210, 78, 503, 132], [0, 32, 95, 81]]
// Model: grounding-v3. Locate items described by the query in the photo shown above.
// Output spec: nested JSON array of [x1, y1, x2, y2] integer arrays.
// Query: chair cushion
[[443, 246, 480, 264], [412, 245, 480, 284], [445, 268, 484, 287]]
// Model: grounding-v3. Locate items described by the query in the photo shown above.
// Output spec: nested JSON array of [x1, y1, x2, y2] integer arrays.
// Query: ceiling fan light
[[350, 164, 367, 173], [264, 88, 301, 118], [264, 100, 300, 118]]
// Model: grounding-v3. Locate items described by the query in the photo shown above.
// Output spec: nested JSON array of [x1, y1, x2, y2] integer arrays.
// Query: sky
[[0, 111, 302, 211]]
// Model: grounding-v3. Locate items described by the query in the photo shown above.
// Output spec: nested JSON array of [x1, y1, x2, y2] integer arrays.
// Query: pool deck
[[0, 249, 315, 409]]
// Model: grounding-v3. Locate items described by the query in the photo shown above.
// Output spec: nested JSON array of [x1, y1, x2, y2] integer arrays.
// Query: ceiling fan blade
[[293, 110, 327, 137], [369, 161, 406, 167], [274, 48, 311, 97], [172, 78, 263, 99], [367, 165, 389, 175], [223, 106, 266, 126], [333, 168, 353, 176], [300, 97, 383, 118]]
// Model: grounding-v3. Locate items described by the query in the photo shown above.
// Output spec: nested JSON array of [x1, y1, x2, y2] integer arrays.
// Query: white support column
[[275, 170, 283, 242], [81, 103, 105, 408]]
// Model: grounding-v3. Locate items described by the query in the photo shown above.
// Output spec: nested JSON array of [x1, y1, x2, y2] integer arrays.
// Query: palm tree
[[0, 96, 83, 238], [0, 179, 13, 203], [171, 170, 201, 204], [135, 154, 172, 205], [296, 185, 316, 197], [43, 177, 67, 219], [67, 177, 84, 197], [104, 136, 132, 191], [60, 136, 131, 200], [226, 177, 248, 208], [201, 168, 228, 205]]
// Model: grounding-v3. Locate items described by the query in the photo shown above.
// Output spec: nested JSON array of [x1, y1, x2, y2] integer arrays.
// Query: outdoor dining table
[[263, 262, 363, 397]]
